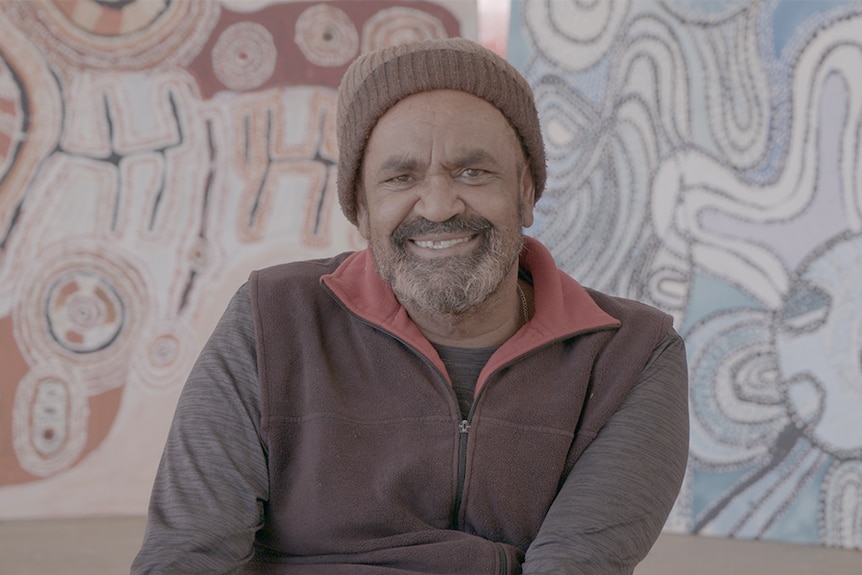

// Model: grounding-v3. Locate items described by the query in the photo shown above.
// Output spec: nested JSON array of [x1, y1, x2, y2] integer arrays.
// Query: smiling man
[[358, 89, 532, 346], [132, 38, 689, 575]]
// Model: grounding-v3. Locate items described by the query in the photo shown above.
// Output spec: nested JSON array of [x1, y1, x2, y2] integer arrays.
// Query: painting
[[511, 0, 862, 550], [0, 0, 475, 519], [3, 0, 859, 552]]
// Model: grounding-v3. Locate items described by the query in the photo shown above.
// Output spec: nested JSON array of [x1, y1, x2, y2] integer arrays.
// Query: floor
[[0, 515, 859, 574]]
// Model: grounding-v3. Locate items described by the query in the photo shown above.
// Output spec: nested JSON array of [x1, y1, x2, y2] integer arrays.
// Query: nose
[[414, 174, 465, 222]]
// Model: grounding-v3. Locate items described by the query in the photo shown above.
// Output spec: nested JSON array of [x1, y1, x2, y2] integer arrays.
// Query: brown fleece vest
[[243, 253, 672, 574]]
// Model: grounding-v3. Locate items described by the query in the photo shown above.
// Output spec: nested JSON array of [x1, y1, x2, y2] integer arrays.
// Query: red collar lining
[[321, 237, 620, 386]]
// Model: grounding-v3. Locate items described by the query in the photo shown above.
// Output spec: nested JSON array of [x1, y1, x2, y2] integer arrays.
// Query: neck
[[405, 274, 528, 348]]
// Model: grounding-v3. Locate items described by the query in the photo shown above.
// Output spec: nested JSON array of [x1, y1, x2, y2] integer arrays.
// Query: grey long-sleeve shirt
[[131, 284, 689, 574]]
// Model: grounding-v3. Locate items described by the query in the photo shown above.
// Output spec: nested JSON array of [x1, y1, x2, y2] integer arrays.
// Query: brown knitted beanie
[[336, 37, 546, 226]]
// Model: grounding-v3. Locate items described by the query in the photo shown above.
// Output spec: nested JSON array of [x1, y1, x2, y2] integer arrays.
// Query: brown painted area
[[0, 130, 11, 159], [94, 286, 117, 322], [55, 279, 77, 306], [0, 314, 125, 486], [0, 96, 18, 116], [0, 315, 34, 484], [186, 0, 462, 99], [52, 0, 79, 21], [94, 3, 123, 37], [65, 329, 84, 345]]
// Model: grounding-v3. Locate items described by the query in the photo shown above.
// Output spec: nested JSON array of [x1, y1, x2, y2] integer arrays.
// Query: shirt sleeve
[[130, 283, 266, 575], [521, 330, 690, 575]]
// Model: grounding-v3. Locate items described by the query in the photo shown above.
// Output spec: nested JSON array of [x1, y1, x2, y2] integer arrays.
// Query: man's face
[[356, 90, 535, 317]]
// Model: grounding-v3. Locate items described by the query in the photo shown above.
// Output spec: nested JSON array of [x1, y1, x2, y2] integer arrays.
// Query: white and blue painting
[[509, 0, 862, 549]]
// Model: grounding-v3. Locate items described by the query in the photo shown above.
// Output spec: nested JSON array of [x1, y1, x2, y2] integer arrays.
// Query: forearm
[[522, 331, 689, 574], [131, 285, 267, 574]]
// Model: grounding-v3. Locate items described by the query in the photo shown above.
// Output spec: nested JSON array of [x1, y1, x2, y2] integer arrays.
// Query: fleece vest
[[243, 238, 673, 574]]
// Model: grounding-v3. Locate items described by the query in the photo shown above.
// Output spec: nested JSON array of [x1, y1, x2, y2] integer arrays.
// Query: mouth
[[392, 217, 492, 257], [412, 236, 475, 250]]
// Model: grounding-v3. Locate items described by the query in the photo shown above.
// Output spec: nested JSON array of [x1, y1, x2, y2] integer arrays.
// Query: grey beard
[[373, 217, 523, 317]]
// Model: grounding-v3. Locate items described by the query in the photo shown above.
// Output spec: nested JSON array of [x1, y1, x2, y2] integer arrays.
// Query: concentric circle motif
[[13, 244, 148, 382], [148, 333, 180, 370], [294, 4, 359, 67], [361, 7, 447, 53], [212, 21, 277, 91], [133, 318, 198, 388], [12, 369, 88, 477], [0, 50, 27, 188], [50, 0, 171, 37], [6, 0, 220, 70], [45, 270, 125, 354]]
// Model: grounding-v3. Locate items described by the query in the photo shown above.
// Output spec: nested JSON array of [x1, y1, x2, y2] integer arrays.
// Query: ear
[[356, 186, 370, 240], [519, 164, 535, 228]]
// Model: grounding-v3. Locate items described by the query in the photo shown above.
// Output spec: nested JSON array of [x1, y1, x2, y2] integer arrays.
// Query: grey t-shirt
[[432, 342, 496, 418], [131, 284, 689, 574]]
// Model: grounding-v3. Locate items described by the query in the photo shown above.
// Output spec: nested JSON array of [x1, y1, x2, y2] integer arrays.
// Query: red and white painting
[[0, 0, 476, 520]]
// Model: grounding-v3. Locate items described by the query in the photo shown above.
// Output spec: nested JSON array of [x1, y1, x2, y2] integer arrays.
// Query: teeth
[[414, 237, 471, 249]]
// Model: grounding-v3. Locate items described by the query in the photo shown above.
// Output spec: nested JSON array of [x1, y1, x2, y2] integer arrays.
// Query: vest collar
[[321, 236, 620, 385]]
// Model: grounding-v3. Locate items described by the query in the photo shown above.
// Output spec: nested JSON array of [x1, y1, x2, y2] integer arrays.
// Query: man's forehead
[[375, 148, 503, 173]]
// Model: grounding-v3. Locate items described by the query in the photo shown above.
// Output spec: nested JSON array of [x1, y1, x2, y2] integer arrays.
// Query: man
[[131, 38, 689, 574]]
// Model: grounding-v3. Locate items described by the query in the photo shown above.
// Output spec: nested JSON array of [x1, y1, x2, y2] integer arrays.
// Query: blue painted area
[[691, 465, 756, 521], [761, 456, 833, 545], [681, 272, 767, 336], [771, 0, 854, 58], [672, 0, 750, 18], [507, 0, 530, 72]]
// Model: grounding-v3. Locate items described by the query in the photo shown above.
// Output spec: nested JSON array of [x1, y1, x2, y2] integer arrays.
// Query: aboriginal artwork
[[0, 0, 470, 518], [511, 0, 862, 550]]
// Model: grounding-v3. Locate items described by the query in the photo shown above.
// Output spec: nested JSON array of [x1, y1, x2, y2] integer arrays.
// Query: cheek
[[365, 194, 416, 234]]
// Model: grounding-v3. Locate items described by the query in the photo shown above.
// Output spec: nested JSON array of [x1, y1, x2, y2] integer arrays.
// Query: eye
[[462, 168, 483, 177], [386, 174, 414, 185]]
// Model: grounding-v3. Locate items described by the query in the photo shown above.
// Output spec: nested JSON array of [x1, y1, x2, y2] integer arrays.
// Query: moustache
[[391, 216, 493, 245]]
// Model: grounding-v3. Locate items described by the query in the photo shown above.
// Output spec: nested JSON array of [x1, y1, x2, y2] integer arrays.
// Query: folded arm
[[522, 331, 690, 574], [131, 284, 265, 575]]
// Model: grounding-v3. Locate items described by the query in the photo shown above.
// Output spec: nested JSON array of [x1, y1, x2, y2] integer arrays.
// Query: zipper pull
[[459, 420, 470, 434]]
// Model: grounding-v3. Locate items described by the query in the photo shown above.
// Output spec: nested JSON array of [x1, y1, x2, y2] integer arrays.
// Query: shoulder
[[251, 251, 354, 286], [248, 252, 356, 328], [585, 288, 675, 335]]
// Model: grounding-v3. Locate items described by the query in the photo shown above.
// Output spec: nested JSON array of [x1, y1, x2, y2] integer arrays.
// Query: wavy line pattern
[[513, 0, 862, 549]]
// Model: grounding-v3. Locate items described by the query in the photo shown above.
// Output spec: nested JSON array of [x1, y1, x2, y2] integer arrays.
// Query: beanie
[[335, 37, 546, 226]]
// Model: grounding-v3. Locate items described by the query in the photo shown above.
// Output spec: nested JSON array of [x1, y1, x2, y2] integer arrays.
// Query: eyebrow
[[448, 149, 501, 169], [377, 149, 501, 174], [378, 156, 420, 174]]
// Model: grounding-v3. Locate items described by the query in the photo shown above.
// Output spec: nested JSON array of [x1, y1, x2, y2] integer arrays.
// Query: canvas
[[510, 0, 862, 550]]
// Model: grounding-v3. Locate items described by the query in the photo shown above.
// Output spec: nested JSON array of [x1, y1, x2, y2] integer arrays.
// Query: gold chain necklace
[[516, 283, 529, 325]]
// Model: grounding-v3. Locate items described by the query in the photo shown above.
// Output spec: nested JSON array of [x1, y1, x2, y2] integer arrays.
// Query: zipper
[[451, 418, 471, 527], [496, 543, 508, 574], [323, 282, 619, 534], [330, 304, 612, 530], [324, 293, 472, 526]]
